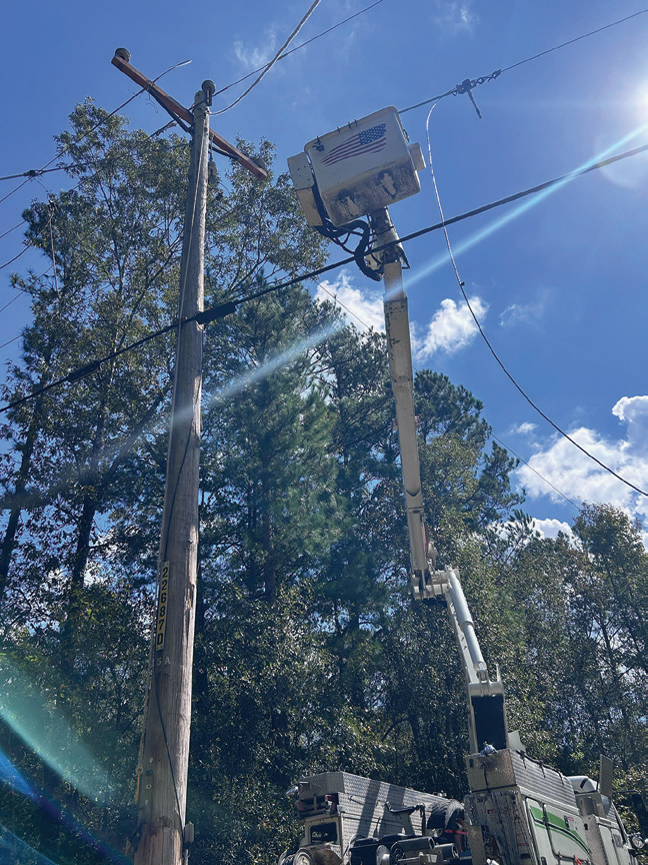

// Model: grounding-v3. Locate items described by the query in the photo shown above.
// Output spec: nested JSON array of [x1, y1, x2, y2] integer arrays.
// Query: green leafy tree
[[0, 101, 325, 861]]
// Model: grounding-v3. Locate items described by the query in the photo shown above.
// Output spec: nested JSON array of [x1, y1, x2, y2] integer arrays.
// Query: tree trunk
[[0, 394, 45, 600]]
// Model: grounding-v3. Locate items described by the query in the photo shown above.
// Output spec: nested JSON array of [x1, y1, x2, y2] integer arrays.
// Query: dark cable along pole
[[133, 82, 211, 865], [109, 48, 266, 865]]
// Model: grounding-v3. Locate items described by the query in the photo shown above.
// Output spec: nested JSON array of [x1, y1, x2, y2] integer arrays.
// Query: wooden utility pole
[[134, 81, 210, 865], [111, 50, 266, 865]]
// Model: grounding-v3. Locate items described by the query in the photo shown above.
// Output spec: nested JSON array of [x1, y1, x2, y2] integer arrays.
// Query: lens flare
[[0, 659, 110, 802], [0, 825, 59, 865], [0, 746, 35, 798], [204, 319, 344, 409], [408, 122, 648, 290]]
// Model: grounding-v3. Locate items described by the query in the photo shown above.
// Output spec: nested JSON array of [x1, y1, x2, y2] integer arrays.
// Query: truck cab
[[280, 772, 465, 865]]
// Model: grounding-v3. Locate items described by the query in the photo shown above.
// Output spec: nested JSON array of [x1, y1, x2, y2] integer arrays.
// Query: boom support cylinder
[[371, 209, 430, 579]]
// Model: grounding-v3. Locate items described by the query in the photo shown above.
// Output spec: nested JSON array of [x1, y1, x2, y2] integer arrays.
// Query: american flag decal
[[321, 123, 387, 166]]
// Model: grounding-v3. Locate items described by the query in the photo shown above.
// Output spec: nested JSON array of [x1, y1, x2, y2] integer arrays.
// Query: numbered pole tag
[[156, 562, 169, 651]]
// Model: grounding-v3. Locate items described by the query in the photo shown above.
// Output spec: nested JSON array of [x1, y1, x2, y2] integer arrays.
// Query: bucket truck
[[285, 107, 645, 865]]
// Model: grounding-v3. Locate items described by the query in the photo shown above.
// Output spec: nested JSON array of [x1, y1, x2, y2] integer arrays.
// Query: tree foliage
[[0, 103, 645, 865]]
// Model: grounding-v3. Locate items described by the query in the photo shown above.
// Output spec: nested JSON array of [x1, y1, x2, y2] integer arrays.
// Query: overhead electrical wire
[[423, 105, 648, 499], [0, 120, 186, 355], [399, 7, 648, 114], [0, 294, 22, 316], [0, 243, 33, 271], [0, 220, 26, 239], [0, 4, 644, 194], [501, 8, 648, 73], [0, 334, 21, 352], [2, 139, 646, 412], [0, 0, 384, 189], [491, 433, 581, 512], [0, 59, 189, 208], [3, 138, 648, 505]]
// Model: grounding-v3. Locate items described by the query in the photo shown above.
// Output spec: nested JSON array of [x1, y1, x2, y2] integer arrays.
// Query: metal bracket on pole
[[111, 49, 268, 180]]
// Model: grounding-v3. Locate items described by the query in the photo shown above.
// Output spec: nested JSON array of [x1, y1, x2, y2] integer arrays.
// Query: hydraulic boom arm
[[372, 207, 508, 755]]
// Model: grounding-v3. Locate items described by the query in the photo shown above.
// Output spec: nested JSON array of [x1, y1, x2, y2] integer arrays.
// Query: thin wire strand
[[502, 9, 648, 72], [317, 268, 579, 514], [0, 334, 22, 351], [211, 0, 322, 115], [0, 221, 26, 239], [0, 178, 31, 207], [3, 139, 648, 416], [0, 121, 186, 350], [316, 281, 376, 331], [0, 294, 22, 316], [0, 60, 188, 208], [0, 244, 33, 271], [491, 433, 581, 511], [399, 8, 648, 114], [424, 106, 648, 499]]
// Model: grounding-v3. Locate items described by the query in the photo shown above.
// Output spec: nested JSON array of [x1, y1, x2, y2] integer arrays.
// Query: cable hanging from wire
[[3, 136, 648, 444], [423, 103, 648, 499]]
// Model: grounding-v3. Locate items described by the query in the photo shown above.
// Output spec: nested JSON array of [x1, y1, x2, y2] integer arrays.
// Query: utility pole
[[111, 50, 266, 865], [135, 80, 210, 865]]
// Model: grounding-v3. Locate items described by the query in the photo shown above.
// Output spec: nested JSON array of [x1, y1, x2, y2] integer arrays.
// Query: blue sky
[[1, 0, 648, 539]]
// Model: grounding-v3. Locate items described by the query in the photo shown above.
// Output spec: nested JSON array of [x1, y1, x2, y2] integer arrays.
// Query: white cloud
[[315, 275, 486, 359], [233, 26, 278, 70], [500, 288, 553, 328], [516, 396, 648, 533], [432, 1, 478, 32], [412, 295, 487, 360], [612, 395, 648, 456], [531, 517, 573, 541], [315, 272, 385, 332], [510, 421, 537, 436]]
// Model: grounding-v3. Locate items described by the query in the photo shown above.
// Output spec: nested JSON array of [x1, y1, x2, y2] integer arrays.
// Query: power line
[[0, 334, 21, 352], [1, 321, 178, 413], [490, 434, 581, 511], [0, 132, 186, 278], [0, 220, 26, 239], [0, 293, 24, 316], [2, 138, 646, 430], [399, 8, 648, 114], [0, 177, 31, 207], [0, 243, 33, 271], [397, 142, 648, 248], [0, 115, 185, 189], [501, 9, 648, 73], [315, 274, 580, 515], [0, 59, 189, 208], [0, 165, 88, 183], [424, 106, 648, 499]]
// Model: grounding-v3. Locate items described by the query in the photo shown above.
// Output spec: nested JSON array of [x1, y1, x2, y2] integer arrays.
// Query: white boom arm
[[371, 207, 508, 754]]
